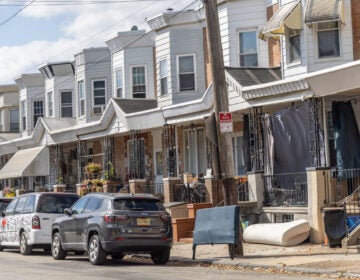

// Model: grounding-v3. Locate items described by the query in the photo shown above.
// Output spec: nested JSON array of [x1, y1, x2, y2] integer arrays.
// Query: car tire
[[0, 246, 4, 252], [20, 232, 32, 255], [111, 252, 125, 260], [52, 232, 66, 260], [151, 249, 170, 265], [88, 235, 106, 265]]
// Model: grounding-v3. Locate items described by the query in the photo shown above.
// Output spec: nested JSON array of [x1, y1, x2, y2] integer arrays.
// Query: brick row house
[[0, 0, 360, 244]]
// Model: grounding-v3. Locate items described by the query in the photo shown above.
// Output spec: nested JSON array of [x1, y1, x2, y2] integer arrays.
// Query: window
[[4, 198, 18, 215], [159, 59, 168, 96], [115, 68, 123, 98], [84, 197, 103, 212], [9, 109, 19, 132], [132, 66, 146, 98], [184, 128, 206, 176], [61, 91, 73, 117], [47, 91, 53, 117], [178, 55, 195, 91], [14, 196, 28, 214], [21, 100, 26, 131], [233, 136, 246, 175], [78, 80, 85, 117], [239, 31, 258, 66], [0, 111, 2, 131], [317, 21, 340, 58], [93, 80, 106, 107], [289, 29, 301, 63], [33, 101, 44, 127], [71, 197, 88, 214]]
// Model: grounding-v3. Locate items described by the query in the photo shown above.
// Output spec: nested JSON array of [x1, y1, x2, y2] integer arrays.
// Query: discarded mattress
[[243, 219, 310, 247]]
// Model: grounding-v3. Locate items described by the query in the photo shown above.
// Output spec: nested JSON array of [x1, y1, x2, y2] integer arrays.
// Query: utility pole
[[202, 0, 243, 256]]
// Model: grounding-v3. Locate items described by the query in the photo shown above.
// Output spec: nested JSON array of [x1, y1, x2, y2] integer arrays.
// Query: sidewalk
[[169, 242, 360, 278]]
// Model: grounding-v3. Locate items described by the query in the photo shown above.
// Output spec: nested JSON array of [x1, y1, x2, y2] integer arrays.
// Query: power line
[[0, 0, 166, 6], [0, 0, 36, 26]]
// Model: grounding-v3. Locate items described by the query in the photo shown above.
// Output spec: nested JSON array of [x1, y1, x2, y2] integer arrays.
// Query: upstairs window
[[47, 91, 53, 117], [61, 91, 73, 117], [178, 55, 195, 91], [21, 100, 26, 131], [239, 31, 258, 66], [78, 80, 85, 117], [93, 80, 106, 107], [132, 66, 146, 98], [9, 109, 19, 132], [159, 59, 168, 96], [33, 101, 43, 127], [115, 68, 123, 98], [317, 21, 340, 58], [0, 111, 3, 131], [289, 29, 301, 63]]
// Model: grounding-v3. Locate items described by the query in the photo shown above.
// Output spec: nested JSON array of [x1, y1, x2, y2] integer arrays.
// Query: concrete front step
[[345, 245, 360, 253], [178, 237, 193, 243]]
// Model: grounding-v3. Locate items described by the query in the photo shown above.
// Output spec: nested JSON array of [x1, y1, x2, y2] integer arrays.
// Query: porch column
[[307, 167, 330, 244], [204, 176, 223, 206], [163, 177, 181, 203], [129, 179, 146, 194], [247, 171, 264, 210]]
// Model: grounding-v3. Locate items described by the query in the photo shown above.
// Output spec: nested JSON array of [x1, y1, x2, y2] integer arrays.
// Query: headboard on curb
[[192, 205, 241, 260]]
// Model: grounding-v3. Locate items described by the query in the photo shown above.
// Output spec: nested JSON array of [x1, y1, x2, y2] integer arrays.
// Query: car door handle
[[42, 218, 50, 220]]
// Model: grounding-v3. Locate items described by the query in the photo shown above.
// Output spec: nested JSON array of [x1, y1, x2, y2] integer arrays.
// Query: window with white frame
[[61, 91, 73, 117], [239, 31, 258, 66], [317, 21, 340, 58], [33, 101, 44, 127], [47, 91, 53, 117], [115, 68, 123, 98], [132, 66, 146, 98], [9, 109, 19, 132], [93, 80, 106, 107], [184, 128, 206, 176], [21, 100, 26, 131], [178, 55, 195, 91], [232, 136, 246, 175], [0, 111, 3, 131], [289, 29, 301, 63], [78, 80, 85, 117], [159, 59, 168, 96]]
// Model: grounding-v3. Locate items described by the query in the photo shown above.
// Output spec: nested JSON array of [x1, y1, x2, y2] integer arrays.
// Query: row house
[[1, 0, 357, 244]]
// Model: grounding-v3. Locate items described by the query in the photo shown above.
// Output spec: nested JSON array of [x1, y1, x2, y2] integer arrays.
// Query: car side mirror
[[64, 208, 72, 216]]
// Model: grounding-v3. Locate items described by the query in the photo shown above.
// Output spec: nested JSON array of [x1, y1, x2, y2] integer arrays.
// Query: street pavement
[[169, 241, 360, 279]]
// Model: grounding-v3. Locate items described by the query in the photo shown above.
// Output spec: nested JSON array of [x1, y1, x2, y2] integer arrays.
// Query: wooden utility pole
[[202, 0, 243, 257], [202, 0, 237, 206]]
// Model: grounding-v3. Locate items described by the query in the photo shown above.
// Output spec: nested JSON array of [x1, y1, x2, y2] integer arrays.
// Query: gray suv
[[51, 193, 173, 265]]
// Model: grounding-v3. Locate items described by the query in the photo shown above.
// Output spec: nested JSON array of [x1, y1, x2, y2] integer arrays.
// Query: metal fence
[[173, 183, 206, 203], [264, 172, 308, 206], [330, 168, 360, 202]]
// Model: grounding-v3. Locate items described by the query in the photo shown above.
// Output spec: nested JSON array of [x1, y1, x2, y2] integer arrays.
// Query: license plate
[[137, 218, 150, 226]]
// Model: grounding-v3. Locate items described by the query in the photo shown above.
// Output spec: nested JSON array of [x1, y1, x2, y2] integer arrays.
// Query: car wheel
[[111, 252, 125, 260], [88, 235, 106, 265], [151, 249, 170, 265], [0, 246, 4, 252], [74, 251, 85, 256], [52, 232, 66, 260], [20, 232, 32, 255]]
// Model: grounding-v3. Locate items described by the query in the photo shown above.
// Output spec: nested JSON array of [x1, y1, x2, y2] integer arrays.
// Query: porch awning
[[305, 0, 344, 24], [260, 0, 302, 40], [0, 146, 49, 179]]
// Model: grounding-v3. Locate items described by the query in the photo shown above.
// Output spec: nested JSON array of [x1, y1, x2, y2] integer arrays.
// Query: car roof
[[84, 192, 160, 200], [16, 192, 79, 198]]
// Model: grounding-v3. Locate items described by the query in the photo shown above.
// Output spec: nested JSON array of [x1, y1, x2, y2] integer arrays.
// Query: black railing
[[264, 172, 308, 206], [142, 183, 164, 200], [237, 178, 249, 202], [173, 183, 206, 203], [331, 168, 360, 202]]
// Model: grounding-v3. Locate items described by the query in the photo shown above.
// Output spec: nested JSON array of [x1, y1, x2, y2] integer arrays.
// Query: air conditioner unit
[[93, 106, 105, 115]]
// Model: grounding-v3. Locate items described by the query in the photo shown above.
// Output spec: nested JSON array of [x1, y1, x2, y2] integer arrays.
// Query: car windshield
[[113, 198, 164, 211], [37, 195, 79, 214]]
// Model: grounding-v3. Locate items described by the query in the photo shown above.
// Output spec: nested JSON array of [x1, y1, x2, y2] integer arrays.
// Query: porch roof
[[0, 146, 49, 179], [112, 99, 158, 114]]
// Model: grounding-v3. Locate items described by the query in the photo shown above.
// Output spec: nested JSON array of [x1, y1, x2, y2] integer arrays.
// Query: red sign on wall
[[219, 112, 233, 133]]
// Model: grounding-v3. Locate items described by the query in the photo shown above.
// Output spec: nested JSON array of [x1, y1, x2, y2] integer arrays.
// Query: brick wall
[[352, 0, 360, 60], [267, 4, 281, 67]]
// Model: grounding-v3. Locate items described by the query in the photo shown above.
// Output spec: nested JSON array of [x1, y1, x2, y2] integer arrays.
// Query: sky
[[0, 0, 201, 84]]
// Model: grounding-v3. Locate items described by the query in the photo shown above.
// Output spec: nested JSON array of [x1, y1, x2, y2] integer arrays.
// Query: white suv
[[0, 192, 79, 255]]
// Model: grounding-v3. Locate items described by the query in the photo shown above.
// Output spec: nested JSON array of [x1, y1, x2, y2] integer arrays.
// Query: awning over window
[[260, 0, 302, 40], [305, 0, 344, 24], [0, 146, 49, 179]]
